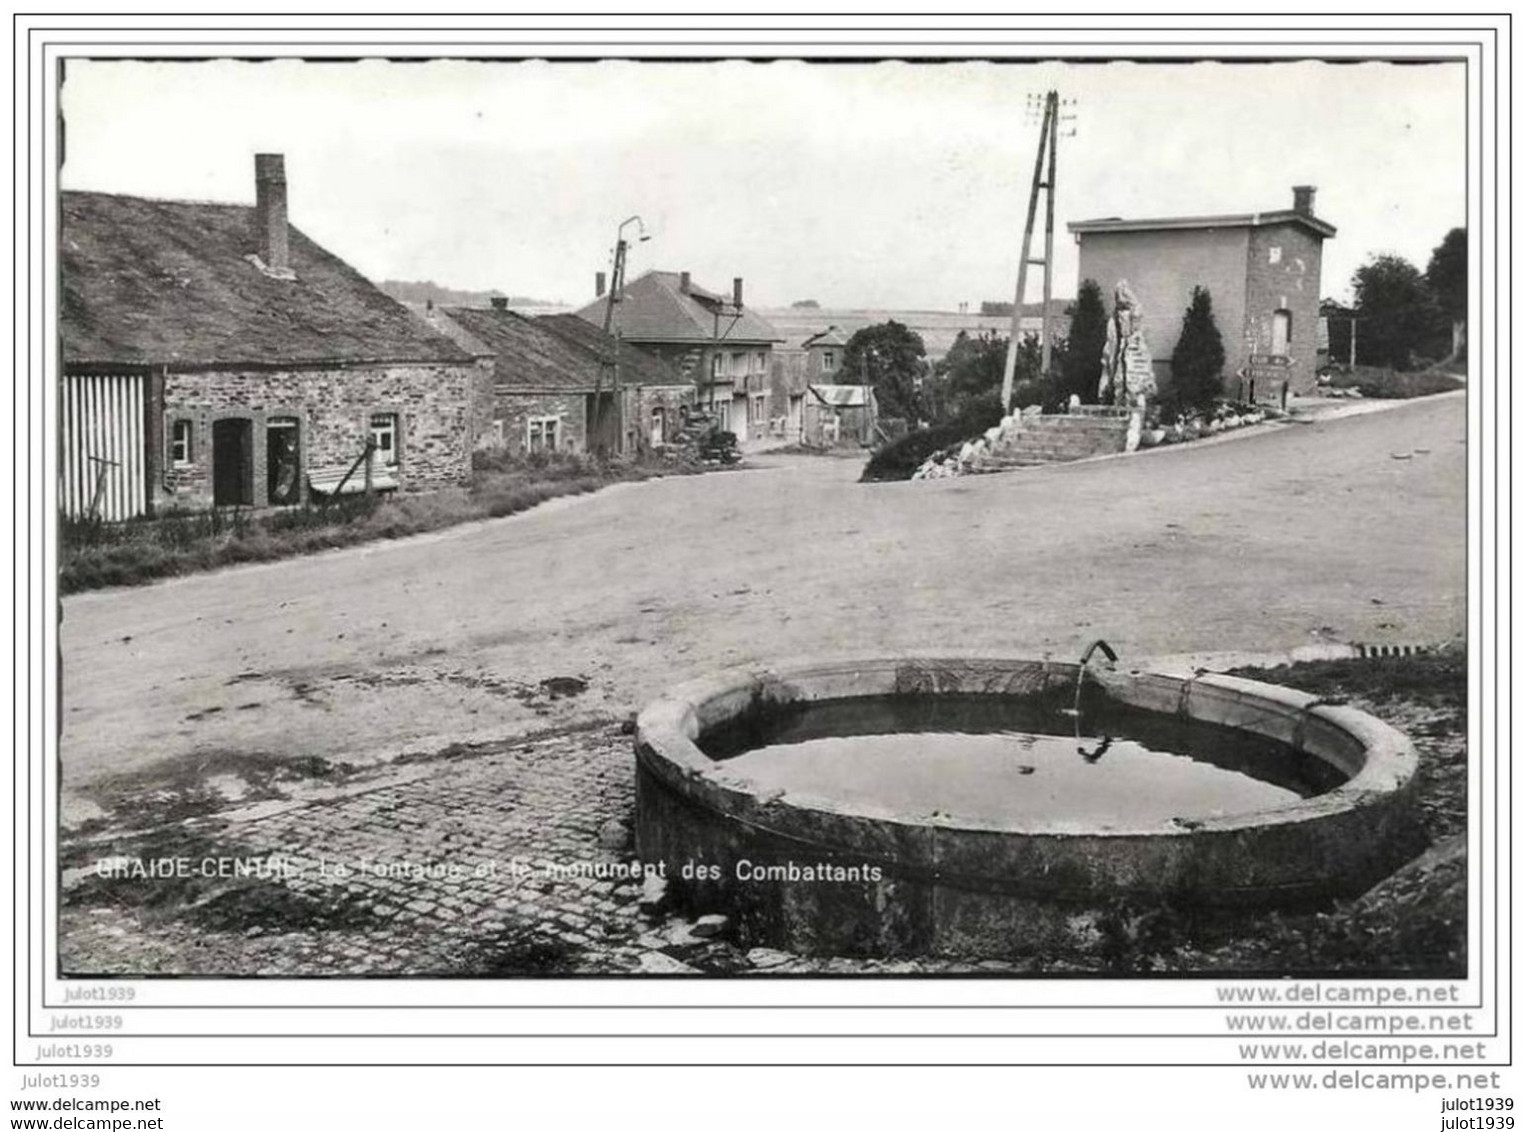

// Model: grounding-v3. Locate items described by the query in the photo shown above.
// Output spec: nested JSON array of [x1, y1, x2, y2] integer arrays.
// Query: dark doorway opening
[[267, 417, 301, 505], [212, 418, 254, 506]]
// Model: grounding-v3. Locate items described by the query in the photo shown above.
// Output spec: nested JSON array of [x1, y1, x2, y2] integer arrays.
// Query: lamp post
[[593, 215, 649, 454]]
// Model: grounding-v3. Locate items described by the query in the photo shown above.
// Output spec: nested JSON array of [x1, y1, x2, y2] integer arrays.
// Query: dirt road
[[60, 395, 1466, 816]]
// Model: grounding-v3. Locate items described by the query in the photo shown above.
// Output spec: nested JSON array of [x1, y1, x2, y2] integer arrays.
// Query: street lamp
[[601, 215, 649, 335], [594, 215, 650, 454]]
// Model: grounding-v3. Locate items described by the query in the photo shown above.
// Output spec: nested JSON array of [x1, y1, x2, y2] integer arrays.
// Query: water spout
[[1067, 639, 1120, 760], [1068, 638, 1119, 718]]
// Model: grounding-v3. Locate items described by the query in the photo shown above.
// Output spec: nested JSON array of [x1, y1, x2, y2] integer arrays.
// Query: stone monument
[[1098, 279, 1157, 407]]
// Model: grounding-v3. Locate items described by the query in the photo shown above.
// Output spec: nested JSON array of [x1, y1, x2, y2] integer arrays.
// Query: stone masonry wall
[[494, 391, 589, 456], [161, 362, 481, 509], [1244, 223, 1325, 396]]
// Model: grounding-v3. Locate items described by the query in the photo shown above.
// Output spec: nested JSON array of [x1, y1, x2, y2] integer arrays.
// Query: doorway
[[267, 417, 301, 505], [212, 418, 253, 506], [1271, 309, 1292, 357]]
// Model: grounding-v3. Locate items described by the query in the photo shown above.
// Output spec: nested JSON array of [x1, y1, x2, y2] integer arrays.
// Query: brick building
[[569, 270, 783, 443], [1069, 186, 1336, 398], [437, 303, 690, 456], [60, 154, 485, 518]]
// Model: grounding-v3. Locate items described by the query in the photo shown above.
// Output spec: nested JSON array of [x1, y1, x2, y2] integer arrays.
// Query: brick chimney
[[490, 296, 508, 311], [733, 277, 744, 309], [1292, 185, 1316, 218], [595, 271, 607, 298], [679, 271, 691, 294], [254, 153, 289, 274]]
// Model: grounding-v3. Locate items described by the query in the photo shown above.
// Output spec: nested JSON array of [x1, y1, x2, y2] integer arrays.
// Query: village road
[[59, 394, 1467, 817]]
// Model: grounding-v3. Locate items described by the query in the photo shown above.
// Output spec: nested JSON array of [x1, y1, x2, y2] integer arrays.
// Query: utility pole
[[594, 215, 647, 454], [1000, 90, 1075, 412]]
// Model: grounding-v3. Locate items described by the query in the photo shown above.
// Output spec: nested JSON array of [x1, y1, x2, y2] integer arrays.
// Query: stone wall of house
[[1244, 222, 1325, 395], [631, 385, 696, 448], [494, 391, 589, 456], [160, 361, 481, 509], [468, 357, 498, 449]]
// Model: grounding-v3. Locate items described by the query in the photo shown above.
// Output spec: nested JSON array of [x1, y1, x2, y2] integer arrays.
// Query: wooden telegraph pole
[[1000, 90, 1074, 412]]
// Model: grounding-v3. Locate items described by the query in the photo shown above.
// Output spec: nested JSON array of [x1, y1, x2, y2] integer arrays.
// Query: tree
[[1170, 286, 1226, 412], [840, 320, 927, 422], [1351, 254, 1438, 370], [1061, 279, 1107, 404], [1425, 228, 1467, 363]]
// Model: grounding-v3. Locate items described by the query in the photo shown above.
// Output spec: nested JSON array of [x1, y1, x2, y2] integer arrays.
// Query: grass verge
[[61, 451, 708, 594], [1326, 365, 1465, 400]]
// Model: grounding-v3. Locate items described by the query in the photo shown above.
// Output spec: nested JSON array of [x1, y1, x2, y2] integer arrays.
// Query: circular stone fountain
[[634, 655, 1420, 957]]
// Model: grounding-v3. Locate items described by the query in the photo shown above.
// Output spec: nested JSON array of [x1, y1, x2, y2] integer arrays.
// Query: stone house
[[437, 303, 689, 456], [569, 270, 783, 444], [59, 154, 485, 519], [1068, 186, 1336, 399]]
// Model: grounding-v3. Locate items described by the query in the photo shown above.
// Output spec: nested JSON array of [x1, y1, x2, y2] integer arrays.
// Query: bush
[[1061, 279, 1107, 404], [1169, 286, 1226, 413], [860, 398, 1004, 482]]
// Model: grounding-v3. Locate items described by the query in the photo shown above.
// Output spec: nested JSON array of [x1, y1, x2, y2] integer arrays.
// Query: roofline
[[620, 332, 786, 345], [1068, 209, 1336, 239], [64, 355, 476, 372]]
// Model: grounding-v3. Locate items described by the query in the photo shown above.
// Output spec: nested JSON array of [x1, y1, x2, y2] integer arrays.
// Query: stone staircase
[[975, 405, 1134, 471]]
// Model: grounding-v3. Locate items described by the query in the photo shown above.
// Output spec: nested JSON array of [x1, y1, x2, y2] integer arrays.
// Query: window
[[1268, 245, 1283, 265], [369, 413, 399, 466], [731, 351, 747, 378], [527, 416, 561, 454], [750, 395, 767, 424], [754, 351, 767, 373], [711, 353, 727, 378], [822, 350, 836, 372], [492, 419, 506, 446], [170, 419, 193, 467]]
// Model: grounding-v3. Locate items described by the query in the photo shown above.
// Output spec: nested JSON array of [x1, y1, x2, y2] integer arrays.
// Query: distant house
[[802, 384, 877, 448], [800, 325, 850, 384], [767, 325, 850, 442], [60, 154, 485, 519], [570, 270, 784, 443], [1069, 186, 1336, 398], [437, 301, 688, 455]]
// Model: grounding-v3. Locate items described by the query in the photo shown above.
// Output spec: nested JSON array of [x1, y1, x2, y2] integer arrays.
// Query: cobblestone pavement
[[59, 722, 1029, 976]]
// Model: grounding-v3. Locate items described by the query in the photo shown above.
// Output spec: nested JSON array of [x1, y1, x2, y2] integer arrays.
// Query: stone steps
[[982, 410, 1132, 469]]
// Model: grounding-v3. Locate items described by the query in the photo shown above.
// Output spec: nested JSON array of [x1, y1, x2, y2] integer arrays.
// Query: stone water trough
[[634, 655, 1419, 957]]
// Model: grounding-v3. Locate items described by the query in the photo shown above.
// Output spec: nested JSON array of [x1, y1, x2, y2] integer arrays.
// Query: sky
[[60, 57, 1467, 310]]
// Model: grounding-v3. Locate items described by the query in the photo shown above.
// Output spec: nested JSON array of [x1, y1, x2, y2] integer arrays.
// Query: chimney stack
[[679, 271, 691, 294], [254, 153, 289, 274], [1292, 185, 1316, 217], [595, 271, 607, 298], [733, 277, 744, 309], [490, 296, 508, 311]]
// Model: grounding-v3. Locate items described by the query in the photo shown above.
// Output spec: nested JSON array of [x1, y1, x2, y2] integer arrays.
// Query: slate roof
[[570, 270, 784, 346], [535, 314, 688, 387], [61, 191, 476, 369], [800, 326, 850, 349], [441, 307, 606, 392], [1069, 207, 1336, 241]]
